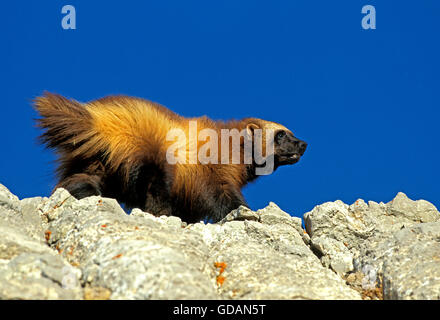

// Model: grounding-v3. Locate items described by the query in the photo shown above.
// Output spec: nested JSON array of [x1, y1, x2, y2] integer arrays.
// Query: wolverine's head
[[245, 119, 307, 172], [272, 128, 307, 166]]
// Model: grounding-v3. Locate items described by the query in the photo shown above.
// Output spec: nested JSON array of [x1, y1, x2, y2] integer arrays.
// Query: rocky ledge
[[0, 183, 439, 300]]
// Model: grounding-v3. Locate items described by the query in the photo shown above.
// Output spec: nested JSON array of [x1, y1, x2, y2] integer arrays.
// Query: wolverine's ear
[[246, 123, 260, 137]]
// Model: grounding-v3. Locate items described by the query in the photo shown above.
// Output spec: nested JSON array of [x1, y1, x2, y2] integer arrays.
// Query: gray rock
[[311, 236, 354, 275], [0, 186, 84, 299], [0, 184, 20, 210], [258, 202, 310, 244], [219, 205, 260, 223], [0, 223, 53, 260], [0, 253, 82, 299], [47, 194, 218, 299], [191, 218, 359, 299], [1, 183, 438, 300], [0, 185, 49, 244], [0, 184, 23, 227], [387, 192, 439, 223], [0, 190, 53, 260], [20, 197, 49, 242], [304, 192, 440, 299], [361, 222, 440, 300], [45, 189, 359, 299]]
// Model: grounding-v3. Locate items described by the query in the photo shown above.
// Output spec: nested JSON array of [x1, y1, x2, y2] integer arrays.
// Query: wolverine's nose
[[298, 140, 307, 155]]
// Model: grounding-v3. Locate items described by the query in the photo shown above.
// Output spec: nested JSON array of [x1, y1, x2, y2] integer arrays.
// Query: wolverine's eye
[[276, 131, 286, 140]]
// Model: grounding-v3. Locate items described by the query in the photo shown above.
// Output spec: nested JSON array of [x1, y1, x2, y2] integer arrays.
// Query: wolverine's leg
[[182, 182, 248, 223], [54, 173, 102, 199], [209, 187, 248, 223]]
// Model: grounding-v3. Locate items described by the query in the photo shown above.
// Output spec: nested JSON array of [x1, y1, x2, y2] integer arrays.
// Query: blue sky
[[1, 1, 439, 218]]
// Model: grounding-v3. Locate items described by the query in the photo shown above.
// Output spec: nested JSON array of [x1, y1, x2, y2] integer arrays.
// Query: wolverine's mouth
[[287, 153, 301, 164], [277, 153, 301, 165]]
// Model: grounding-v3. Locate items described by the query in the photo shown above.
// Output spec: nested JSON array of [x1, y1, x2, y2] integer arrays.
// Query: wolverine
[[34, 92, 307, 223]]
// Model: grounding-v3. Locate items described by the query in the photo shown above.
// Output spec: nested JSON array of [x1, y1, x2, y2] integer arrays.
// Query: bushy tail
[[34, 92, 94, 154]]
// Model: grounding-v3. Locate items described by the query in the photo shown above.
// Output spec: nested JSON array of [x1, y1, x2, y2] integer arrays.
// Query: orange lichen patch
[[101, 224, 107, 228], [112, 254, 123, 260], [344, 242, 349, 247], [362, 286, 383, 300], [97, 199, 103, 206], [214, 261, 227, 274], [214, 262, 227, 287], [134, 226, 140, 230], [55, 244, 63, 254], [216, 275, 225, 287], [344, 272, 384, 300], [68, 246, 75, 255], [70, 261, 80, 267], [44, 230, 52, 242]]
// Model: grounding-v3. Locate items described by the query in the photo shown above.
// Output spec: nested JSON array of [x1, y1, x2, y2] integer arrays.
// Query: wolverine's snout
[[295, 138, 307, 155], [274, 131, 307, 166]]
